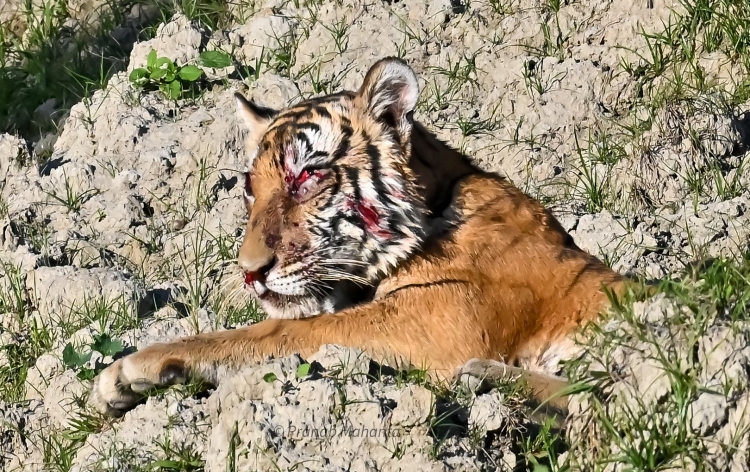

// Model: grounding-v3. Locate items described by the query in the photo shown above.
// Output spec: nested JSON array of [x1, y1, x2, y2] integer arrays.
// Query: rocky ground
[[2, 0, 750, 470]]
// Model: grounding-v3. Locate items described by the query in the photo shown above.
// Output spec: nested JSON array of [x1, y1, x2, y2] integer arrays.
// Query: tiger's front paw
[[89, 351, 188, 417]]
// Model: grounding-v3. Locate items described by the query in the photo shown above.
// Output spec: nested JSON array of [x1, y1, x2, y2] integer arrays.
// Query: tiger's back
[[376, 158, 626, 375]]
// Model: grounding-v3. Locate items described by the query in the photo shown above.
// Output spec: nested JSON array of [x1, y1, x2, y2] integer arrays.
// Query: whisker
[[315, 259, 370, 267]]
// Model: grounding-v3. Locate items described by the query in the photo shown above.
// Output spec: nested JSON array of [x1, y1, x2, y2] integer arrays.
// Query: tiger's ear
[[235, 92, 278, 164], [356, 57, 419, 139], [235, 92, 277, 140]]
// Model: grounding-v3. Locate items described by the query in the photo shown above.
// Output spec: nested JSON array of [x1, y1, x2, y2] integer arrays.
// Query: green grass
[[617, 0, 750, 129], [0, 0, 247, 144], [0, 0, 132, 140], [0, 262, 53, 403], [563, 253, 750, 471]]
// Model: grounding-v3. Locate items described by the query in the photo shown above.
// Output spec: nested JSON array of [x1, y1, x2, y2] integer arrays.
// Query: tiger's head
[[235, 58, 428, 319]]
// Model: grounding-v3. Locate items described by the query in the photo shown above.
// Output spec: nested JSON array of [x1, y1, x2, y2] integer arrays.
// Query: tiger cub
[[90, 57, 629, 417]]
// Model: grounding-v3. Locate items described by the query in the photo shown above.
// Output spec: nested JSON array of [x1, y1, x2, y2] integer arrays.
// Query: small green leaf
[[92, 334, 124, 357], [168, 79, 182, 99], [198, 50, 232, 68], [532, 465, 550, 472], [129, 68, 150, 85], [164, 69, 176, 82], [147, 49, 157, 69], [178, 65, 203, 82], [160, 80, 183, 100], [263, 372, 278, 383], [76, 368, 97, 381], [150, 68, 167, 80], [62, 343, 92, 369], [296, 363, 311, 378], [62, 343, 77, 368], [155, 57, 174, 69]]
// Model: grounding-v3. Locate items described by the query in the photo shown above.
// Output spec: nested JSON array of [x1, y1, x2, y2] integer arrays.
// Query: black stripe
[[275, 94, 351, 124], [345, 166, 361, 202], [314, 106, 331, 118], [296, 122, 321, 134], [319, 191, 337, 213], [309, 150, 329, 160], [331, 126, 353, 162], [328, 214, 344, 241], [277, 144, 285, 168], [562, 264, 589, 297], [365, 141, 392, 231], [302, 93, 351, 107], [273, 147, 282, 169], [296, 132, 311, 153], [366, 249, 379, 264], [365, 142, 385, 195], [280, 109, 308, 121], [331, 213, 366, 236], [329, 167, 342, 198], [382, 279, 468, 297], [311, 226, 328, 240]]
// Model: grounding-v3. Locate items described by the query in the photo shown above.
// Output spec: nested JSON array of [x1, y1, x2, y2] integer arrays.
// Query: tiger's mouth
[[245, 266, 272, 300], [242, 273, 302, 317], [244, 272, 271, 299], [240, 262, 324, 319], [240, 260, 376, 319]]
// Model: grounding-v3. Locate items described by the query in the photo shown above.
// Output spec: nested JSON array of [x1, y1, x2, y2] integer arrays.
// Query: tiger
[[90, 57, 633, 417]]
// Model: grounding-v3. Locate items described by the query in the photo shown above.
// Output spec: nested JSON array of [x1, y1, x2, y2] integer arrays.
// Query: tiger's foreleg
[[89, 291, 483, 417]]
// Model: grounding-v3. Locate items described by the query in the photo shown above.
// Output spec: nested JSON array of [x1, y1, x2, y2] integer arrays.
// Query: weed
[[0, 194, 8, 219], [297, 60, 352, 98], [710, 159, 745, 200], [486, 0, 517, 16], [430, 51, 481, 90], [175, 0, 231, 31], [393, 11, 440, 46], [64, 410, 110, 446], [518, 417, 567, 471], [44, 182, 100, 214], [418, 76, 460, 113], [61, 293, 141, 338], [565, 130, 616, 213], [41, 433, 78, 472], [540, 19, 568, 60], [217, 299, 265, 329], [320, 16, 351, 54], [129, 49, 232, 101], [62, 333, 126, 381], [522, 59, 566, 99], [588, 129, 627, 166], [451, 104, 503, 137], [0, 262, 27, 315], [262, 29, 300, 77], [0, 262, 55, 402], [149, 436, 205, 471], [0, 0, 138, 139], [170, 216, 241, 333], [565, 254, 750, 470]]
